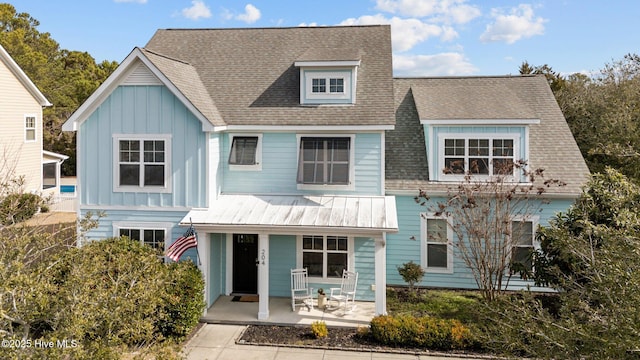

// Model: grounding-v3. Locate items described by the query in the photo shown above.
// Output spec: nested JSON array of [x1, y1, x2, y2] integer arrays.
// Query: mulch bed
[[237, 324, 485, 358]]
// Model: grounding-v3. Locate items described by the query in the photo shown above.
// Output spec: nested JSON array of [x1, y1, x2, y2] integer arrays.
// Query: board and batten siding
[[0, 58, 43, 193], [386, 195, 575, 291], [221, 132, 382, 195], [268, 235, 297, 297], [209, 233, 226, 305], [78, 85, 207, 208]]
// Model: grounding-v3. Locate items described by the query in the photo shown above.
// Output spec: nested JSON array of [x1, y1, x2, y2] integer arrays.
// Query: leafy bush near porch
[[370, 314, 477, 350], [158, 260, 206, 339]]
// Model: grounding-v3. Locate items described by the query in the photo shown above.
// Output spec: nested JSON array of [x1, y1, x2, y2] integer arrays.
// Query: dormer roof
[[144, 25, 394, 128]]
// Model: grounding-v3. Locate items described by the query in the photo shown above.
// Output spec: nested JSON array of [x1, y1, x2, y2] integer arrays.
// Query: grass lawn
[[386, 287, 484, 325]]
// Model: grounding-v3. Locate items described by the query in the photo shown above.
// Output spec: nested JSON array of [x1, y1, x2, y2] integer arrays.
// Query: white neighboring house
[[0, 44, 67, 198]]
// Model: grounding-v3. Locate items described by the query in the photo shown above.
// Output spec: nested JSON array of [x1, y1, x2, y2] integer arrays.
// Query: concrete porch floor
[[201, 296, 376, 328]]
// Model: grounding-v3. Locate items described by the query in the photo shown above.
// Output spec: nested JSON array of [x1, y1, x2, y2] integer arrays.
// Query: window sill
[[114, 185, 172, 194], [297, 183, 355, 191], [423, 267, 454, 274], [229, 164, 262, 171]]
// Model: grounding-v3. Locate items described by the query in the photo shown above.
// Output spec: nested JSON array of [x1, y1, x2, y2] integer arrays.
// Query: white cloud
[[480, 4, 546, 44], [375, 0, 480, 24], [236, 4, 261, 24], [393, 53, 477, 76], [114, 0, 147, 3], [181, 0, 212, 21], [339, 14, 453, 52]]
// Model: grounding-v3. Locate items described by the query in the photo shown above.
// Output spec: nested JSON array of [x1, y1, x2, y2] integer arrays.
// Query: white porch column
[[257, 233, 269, 320], [197, 231, 211, 313], [374, 233, 387, 316]]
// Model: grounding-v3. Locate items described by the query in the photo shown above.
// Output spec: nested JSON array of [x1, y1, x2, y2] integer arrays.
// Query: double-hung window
[[421, 214, 453, 273], [113, 135, 171, 192], [440, 134, 518, 180], [511, 219, 536, 271], [228, 134, 261, 170], [297, 136, 352, 186], [300, 235, 351, 279], [25, 115, 36, 142]]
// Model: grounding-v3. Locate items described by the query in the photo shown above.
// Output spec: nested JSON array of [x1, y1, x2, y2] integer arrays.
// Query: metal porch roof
[[182, 194, 398, 233]]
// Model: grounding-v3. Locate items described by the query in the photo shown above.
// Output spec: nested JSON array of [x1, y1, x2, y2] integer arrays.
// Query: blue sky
[[11, 0, 639, 76]]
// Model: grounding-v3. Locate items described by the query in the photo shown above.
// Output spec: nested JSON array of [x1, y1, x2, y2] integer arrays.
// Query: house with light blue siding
[[62, 25, 589, 320]]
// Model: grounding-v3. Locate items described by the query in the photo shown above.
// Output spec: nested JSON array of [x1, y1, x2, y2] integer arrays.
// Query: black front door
[[232, 234, 258, 294]]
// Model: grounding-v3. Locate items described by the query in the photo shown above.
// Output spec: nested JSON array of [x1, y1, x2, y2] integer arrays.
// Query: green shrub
[[158, 260, 206, 339], [397, 261, 425, 290], [52, 237, 167, 347], [0, 192, 43, 225], [310, 321, 328, 338], [370, 314, 475, 350]]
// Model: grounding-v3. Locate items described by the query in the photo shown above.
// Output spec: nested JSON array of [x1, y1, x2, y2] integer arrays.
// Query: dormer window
[[294, 56, 360, 105]]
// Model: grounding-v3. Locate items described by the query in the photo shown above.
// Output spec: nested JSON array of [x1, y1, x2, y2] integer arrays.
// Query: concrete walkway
[[182, 324, 489, 360]]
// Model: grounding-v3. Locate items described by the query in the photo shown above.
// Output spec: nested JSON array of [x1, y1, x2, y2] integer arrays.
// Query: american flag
[[165, 225, 197, 262]]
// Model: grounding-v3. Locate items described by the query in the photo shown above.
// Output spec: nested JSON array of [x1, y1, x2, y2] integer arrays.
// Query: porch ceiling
[[181, 194, 398, 234]]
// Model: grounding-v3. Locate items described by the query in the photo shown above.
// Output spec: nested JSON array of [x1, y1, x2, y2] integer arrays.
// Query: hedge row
[[370, 314, 476, 350]]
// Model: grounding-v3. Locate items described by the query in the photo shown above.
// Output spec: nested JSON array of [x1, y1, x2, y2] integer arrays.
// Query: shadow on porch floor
[[201, 296, 375, 328]]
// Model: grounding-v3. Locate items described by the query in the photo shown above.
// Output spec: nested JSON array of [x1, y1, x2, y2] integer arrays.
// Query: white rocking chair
[[329, 270, 358, 313], [290, 268, 314, 311]]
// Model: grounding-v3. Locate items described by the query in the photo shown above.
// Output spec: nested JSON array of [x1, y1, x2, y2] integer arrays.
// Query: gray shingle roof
[[141, 48, 225, 126], [144, 26, 394, 127], [387, 75, 590, 196]]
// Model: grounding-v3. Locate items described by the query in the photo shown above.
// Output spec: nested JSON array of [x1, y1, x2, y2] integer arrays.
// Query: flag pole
[[191, 218, 202, 266]]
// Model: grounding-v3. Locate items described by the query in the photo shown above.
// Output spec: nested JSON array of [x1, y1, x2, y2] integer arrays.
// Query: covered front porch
[[202, 295, 375, 327], [182, 194, 398, 322]]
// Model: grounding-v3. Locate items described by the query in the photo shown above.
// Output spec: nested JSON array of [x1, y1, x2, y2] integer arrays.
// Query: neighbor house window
[[42, 162, 57, 190], [25, 115, 36, 141], [228, 134, 261, 170], [297, 136, 351, 186], [300, 235, 351, 279], [421, 214, 453, 272], [113, 135, 171, 192], [440, 135, 518, 179], [511, 220, 536, 271]]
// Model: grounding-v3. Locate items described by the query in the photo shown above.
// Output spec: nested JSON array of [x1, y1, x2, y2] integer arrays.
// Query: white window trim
[[302, 70, 352, 103], [510, 215, 540, 268], [420, 213, 454, 274], [112, 221, 173, 254], [24, 114, 37, 142], [228, 133, 262, 171], [295, 134, 356, 191], [437, 133, 521, 182], [112, 134, 172, 193], [296, 235, 355, 284]]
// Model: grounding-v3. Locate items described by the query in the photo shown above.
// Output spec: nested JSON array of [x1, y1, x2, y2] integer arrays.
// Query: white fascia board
[[62, 47, 215, 132], [216, 124, 394, 132], [294, 60, 361, 67], [421, 118, 541, 125], [0, 44, 52, 107], [42, 150, 69, 162]]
